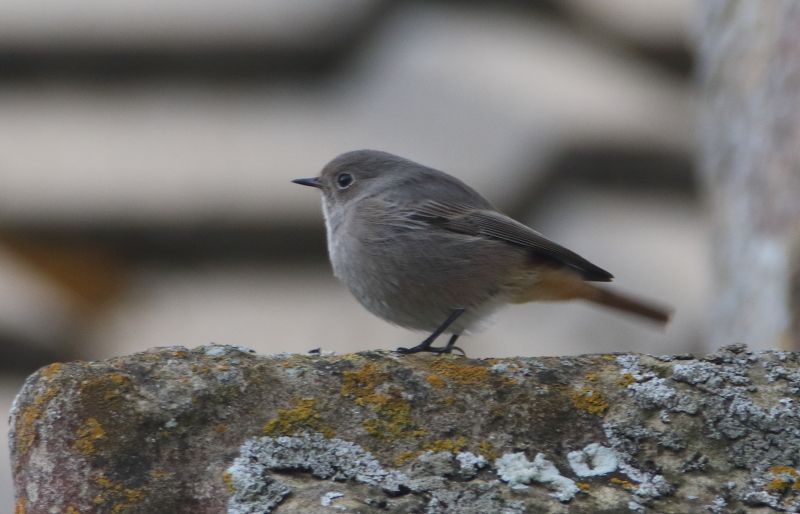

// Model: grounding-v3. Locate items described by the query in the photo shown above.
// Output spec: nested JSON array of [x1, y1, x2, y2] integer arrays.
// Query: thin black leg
[[396, 309, 466, 355], [442, 334, 466, 356]]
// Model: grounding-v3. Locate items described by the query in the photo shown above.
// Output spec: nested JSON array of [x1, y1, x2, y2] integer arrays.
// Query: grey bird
[[293, 150, 670, 354]]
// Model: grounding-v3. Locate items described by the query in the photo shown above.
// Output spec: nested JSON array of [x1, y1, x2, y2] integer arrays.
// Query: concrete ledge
[[10, 344, 800, 513]]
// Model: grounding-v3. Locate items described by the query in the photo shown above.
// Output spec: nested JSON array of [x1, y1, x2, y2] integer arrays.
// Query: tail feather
[[585, 286, 671, 325]]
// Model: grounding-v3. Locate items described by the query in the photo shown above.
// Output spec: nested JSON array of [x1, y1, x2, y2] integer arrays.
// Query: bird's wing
[[409, 200, 614, 282]]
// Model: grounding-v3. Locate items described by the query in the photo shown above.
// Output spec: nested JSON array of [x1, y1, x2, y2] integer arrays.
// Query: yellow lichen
[[423, 436, 467, 454], [74, 417, 106, 455], [92, 474, 145, 514], [769, 466, 799, 477], [766, 466, 800, 493], [393, 438, 469, 465], [617, 373, 636, 387], [78, 373, 131, 405], [478, 440, 497, 462], [341, 362, 387, 403], [15, 385, 60, 456], [767, 478, 792, 493], [214, 424, 229, 434], [222, 471, 235, 493], [340, 362, 425, 441], [427, 359, 491, 386], [14, 498, 25, 514], [570, 387, 609, 416], [394, 450, 421, 466], [577, 482, 590, 491], [610, 477, 637, 490], [262, 397, 334, 438], [148, 469, 171, 480], [40, 362, 64, 379], [585, 372, 599, 383], [65, 507, 81, 514], [108, 374, 129, 385], [426, 374, 445, 388], [362, 394, 427, 440]]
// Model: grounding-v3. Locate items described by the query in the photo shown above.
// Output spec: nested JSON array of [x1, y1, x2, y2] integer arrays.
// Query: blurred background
[[0, 0, 709, 505]]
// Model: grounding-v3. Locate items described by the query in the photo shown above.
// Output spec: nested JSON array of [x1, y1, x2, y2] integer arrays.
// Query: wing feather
[[411, 201, 613, 282]]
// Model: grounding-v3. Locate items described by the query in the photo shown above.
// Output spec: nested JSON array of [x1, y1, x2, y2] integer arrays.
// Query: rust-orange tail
[[584, 285, 671, 325]]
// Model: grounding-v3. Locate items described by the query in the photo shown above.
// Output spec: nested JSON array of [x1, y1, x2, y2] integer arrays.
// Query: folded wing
[[411, 201, 614, 282]]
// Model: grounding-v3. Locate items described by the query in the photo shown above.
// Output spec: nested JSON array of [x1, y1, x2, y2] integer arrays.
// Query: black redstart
[[293, 150, 670, 354]]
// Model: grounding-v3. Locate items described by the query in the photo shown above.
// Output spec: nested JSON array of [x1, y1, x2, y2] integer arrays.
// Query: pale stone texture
[[10, 343, 800, 513]]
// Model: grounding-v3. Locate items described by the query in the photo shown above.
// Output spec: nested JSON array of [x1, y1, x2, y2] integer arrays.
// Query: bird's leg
[[441, 334, 466, 356], [396, 309, 465, 355]]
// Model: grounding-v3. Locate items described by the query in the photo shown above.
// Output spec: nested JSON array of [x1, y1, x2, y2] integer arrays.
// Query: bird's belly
[[330, 231, 520, 333]]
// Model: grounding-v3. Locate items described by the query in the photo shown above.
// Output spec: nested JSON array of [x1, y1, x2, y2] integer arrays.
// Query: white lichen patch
[[236, 433, 405, 487], [618, 461, 672, 499], [204, 344, 256, 357], [456, 452, 487, 475], [226, 458, 291, 514], [627, 500, 645, 513], [227, 433, 408, 513], [490, 363, 511, 374], [495, 452, 579, 502], [567, 443, 618, 477], [320, 491, 344, 506]]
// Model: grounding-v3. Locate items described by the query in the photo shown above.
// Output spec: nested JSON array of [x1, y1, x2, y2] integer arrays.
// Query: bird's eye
[[336, 172, 354, 189]]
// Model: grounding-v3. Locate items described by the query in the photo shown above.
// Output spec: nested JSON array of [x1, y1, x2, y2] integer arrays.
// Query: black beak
[[292, 177, 322, 188]]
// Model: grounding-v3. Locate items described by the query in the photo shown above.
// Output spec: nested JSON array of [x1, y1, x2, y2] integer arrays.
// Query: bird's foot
[[395, 334, 465, 356]]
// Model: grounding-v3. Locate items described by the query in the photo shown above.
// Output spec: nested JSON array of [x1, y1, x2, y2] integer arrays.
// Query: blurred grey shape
[[0, 249, 75, 368], [0, 0, 379, 49], [562, 0, 693, 47], [0, 4, 692, 226]]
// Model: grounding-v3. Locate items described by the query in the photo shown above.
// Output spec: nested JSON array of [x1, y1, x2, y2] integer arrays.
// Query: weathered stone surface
[[9, 344, 800, 513]]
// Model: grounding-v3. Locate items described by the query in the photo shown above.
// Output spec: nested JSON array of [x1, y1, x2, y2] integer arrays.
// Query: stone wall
[[11, 344, 800, 513]]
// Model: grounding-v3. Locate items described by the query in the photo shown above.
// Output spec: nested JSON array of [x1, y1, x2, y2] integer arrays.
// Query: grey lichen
[[227, 460, 291, 514], [612, 344, 800, 511], [226, 433, 529, 514], [319, 491, 343, 507], [228, 433, 406, 491]]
